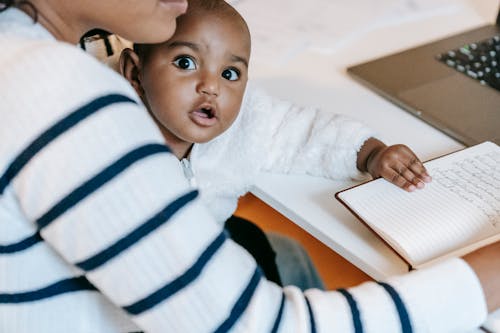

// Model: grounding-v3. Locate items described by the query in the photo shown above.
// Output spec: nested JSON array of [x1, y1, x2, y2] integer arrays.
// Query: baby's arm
[[246, 86, 430, 188], [357, 138, 432, 191], [244, 86, 376, 180]]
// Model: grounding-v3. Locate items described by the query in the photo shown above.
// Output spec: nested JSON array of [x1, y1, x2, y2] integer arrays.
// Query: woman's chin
[[119, 21, 177, 44]]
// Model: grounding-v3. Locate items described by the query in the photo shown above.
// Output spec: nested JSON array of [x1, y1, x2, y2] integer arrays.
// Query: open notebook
[[336, 141, 500, 269]]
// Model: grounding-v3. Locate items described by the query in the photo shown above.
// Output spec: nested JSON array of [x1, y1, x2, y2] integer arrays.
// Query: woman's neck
[[24, 1, 85, 43]]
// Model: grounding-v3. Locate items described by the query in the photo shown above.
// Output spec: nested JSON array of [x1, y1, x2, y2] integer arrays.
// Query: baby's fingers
[[384, 168, 418, 192], [407, 158, 432, 183], [400, 165, 426, 190], [383, 161, 431, 192]]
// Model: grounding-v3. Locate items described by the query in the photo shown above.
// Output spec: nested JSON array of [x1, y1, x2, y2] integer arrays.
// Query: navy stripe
[[378, 282, 413, 333], [337, 288, 363, 333], [270, 293, 285, 333], [0, 231, 42, 253], [76, 190, 198, 271], [36, 144, 170, 230], [0, 94, 136, 195], [0, 276, 96, 303], [304, 295, 317, 333], [213, 267, 262, 333], [124, 231, 227, 315]]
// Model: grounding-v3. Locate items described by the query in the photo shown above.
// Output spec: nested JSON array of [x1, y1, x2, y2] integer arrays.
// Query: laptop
[[347, 4, 500, 146]]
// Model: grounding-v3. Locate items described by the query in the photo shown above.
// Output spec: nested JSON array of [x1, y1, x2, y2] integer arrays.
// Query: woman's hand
[[357, 138, 432, 192]]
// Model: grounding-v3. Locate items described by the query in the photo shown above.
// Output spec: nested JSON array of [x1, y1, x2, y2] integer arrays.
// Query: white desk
[[238, 0, 499, 329]]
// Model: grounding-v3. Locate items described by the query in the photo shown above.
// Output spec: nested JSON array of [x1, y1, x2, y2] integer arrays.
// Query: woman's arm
[[464, 242, 500, 312], [2, 45, 491, 332]]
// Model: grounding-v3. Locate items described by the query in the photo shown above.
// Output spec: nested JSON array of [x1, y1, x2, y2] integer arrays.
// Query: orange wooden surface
[[235, 193, 372, 290]]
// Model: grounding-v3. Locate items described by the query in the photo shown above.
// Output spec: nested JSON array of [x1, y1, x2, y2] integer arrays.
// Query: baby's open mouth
[[190, 104, 217, 126], [198, 107, 214, 119]]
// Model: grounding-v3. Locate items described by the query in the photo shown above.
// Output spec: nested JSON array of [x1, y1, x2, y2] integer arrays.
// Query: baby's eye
[[221, 68, 240, 81], [172, 56, 196, 70]]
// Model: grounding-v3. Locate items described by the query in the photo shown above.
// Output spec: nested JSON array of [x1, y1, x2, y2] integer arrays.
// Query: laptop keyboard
[[437, 35, 500, 91]]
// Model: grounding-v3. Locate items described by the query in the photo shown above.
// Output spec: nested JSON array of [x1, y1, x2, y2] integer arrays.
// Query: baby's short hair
[[133, 43, 147, 59]]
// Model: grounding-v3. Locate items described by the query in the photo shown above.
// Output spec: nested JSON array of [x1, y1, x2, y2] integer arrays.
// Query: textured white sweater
[[0, 8, 488, 333], [187, 83, 375, 223]]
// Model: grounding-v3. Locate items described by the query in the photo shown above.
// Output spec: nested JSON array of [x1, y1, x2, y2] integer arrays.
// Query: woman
[[0, 0, 498, 332]]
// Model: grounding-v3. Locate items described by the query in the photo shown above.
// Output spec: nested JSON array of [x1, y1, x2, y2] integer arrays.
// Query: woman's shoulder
[[1, 39, 142, 134], [45, 42, 136, 96], [4, 39, 138, 103]]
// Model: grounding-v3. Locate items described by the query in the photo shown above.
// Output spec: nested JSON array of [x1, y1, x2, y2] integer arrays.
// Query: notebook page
[[337, 142, 500, 266]]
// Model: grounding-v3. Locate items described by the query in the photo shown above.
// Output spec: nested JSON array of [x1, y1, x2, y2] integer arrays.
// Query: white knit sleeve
[[242, 85, 377, 180], [305, 258, 487, 333]]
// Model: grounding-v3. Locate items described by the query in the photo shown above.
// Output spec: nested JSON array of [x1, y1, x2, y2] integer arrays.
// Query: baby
[[119, 0, 431, 287], [120, 0, 431, 223]]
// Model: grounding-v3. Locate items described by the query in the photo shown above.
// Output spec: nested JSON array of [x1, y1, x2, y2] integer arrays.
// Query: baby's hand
[[357, 138, 432, 192]]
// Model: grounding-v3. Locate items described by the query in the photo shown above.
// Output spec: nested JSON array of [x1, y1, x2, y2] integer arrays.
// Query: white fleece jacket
[[187, 83, 376, 223], [80, 30, 376, 224]]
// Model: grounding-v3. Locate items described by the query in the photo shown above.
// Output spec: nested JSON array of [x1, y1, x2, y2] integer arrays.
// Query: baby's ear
[[119, 48, 145, 98]]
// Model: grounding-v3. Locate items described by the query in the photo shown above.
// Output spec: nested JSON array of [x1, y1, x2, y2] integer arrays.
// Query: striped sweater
[[0, 8, 488, 333]]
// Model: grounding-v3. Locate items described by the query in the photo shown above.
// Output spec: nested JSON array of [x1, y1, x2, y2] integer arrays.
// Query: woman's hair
[[79, 29, 114, 56], [0, 0, 38, 21], [0, 0, 15, 12]]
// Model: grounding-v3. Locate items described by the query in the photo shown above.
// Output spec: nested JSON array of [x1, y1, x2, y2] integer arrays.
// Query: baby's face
[[140, 9, 250, 146]]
